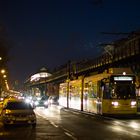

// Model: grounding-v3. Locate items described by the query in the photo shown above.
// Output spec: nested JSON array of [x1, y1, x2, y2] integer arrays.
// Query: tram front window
[[112, 81, 136, 99], [103, 81, 136, 99]]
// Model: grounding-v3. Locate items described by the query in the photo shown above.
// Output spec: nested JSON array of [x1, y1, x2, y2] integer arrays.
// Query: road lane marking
[[36, 110, 78, 139], [49, 121, 58, 128], [64, 132, 77, 140], [60, 126, 78, 140], [35, 111, 59, 128]]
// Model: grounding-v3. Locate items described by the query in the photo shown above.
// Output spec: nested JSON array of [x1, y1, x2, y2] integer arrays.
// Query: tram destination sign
[[114, 76, 133, 81]]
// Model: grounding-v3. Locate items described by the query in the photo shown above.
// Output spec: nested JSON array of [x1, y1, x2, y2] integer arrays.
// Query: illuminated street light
[[3, 75, 7, 78], [1, 69, 6, 74], [0, 57, 2, 60]]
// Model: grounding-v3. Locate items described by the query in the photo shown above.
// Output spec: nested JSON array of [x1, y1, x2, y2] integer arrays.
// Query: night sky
[[0, 0, 140, 88]]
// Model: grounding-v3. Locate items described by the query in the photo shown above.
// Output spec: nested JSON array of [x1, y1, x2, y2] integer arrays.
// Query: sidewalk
[[61, 106, 140, 119], [61, 107, 102, 118]]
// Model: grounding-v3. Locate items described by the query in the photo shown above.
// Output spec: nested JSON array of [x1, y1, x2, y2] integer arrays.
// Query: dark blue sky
[[0, 0, 140, 87]]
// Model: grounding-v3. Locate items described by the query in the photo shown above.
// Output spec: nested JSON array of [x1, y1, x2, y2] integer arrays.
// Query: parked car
[[1, 100, 36, 127], [48, 96, 59, 105], [3, 96, 18, 107]]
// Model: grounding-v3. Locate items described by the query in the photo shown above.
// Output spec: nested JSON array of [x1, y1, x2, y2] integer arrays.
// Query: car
[[33, 95, 49, 108], [48, 96, 59, 105], [1, 100, 36, 127], [3, 96, 18, 107]]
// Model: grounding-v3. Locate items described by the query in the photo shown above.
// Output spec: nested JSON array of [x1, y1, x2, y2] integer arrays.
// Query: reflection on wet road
[[1, 105, 140, 140]]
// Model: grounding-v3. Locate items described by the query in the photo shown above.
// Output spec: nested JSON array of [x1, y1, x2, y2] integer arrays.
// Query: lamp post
[[0, 68, 6, 96], [67, 60, 71, 108]]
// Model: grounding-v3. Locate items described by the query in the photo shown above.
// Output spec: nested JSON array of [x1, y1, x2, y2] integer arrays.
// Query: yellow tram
[[59, 68, 137, 115]]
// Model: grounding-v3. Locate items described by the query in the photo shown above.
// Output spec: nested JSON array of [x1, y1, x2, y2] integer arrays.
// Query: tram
[[59, 68, 137, 115]]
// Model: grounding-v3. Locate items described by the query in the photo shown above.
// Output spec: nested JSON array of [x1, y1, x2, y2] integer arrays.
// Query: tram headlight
[[131, 101, 136, 106], [112, 101, 118, 106]]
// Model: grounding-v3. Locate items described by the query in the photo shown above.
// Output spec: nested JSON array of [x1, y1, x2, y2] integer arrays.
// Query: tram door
[[97, 81, 103, 114]]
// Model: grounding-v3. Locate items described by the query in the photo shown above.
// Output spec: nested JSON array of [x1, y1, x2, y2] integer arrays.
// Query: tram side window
[[89, 82, 97, 98], [84, 82, 97, 98], [92, 85, 97, 98]]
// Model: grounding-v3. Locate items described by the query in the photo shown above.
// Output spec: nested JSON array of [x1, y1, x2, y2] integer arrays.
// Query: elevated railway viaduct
[[25, 32, 140, 97]]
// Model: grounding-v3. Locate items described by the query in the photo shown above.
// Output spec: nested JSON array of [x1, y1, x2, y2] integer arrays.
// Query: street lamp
[[3, 75, 7, 78], [1, 69, 6, 74], [0, 69, 6, 96], [66, 60, 71, 108]]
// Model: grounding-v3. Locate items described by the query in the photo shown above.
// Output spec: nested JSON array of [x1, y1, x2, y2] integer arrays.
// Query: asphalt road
[[0, 105, 140, 140]]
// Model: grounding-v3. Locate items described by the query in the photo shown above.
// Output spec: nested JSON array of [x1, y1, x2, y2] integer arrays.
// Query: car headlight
[[44, 101, 48, 105], [25, 98, 31, 103], [131, 101, 136, 106], [0, 97, 4, 101], [112, 101, 118, 106], [34, 101, 39, 105], [5, 109, 12, 114]]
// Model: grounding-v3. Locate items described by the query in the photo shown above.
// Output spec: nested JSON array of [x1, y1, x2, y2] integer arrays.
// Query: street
[[0, 105, 140, 140]]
